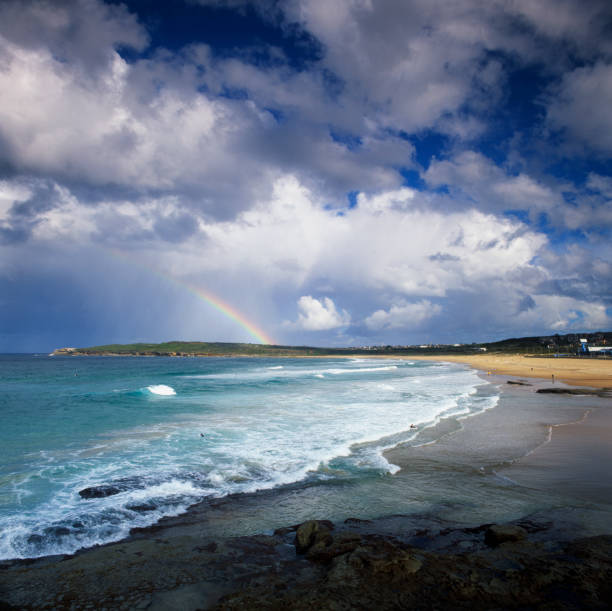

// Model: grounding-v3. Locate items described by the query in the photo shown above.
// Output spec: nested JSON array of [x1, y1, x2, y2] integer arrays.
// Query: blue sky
[[1, 0, 612, 351]]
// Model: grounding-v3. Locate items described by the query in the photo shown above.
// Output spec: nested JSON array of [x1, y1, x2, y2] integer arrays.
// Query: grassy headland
[[53, 330, 612, 358]]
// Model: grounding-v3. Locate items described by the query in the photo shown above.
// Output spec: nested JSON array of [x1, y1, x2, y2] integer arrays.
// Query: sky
[[1, 0, 612, 351]]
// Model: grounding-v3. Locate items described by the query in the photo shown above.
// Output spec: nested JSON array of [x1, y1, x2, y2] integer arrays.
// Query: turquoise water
[[0, 354, 497, 560]]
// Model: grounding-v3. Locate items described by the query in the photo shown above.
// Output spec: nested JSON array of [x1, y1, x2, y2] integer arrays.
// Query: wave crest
[[146, 385, 176, 396]]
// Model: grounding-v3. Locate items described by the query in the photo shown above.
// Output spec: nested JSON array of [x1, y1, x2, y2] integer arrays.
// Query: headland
[[52, 334, 612, 391]]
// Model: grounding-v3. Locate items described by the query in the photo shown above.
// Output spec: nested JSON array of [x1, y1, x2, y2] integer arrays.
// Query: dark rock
[[126, 503, 157, 512], [26, 534, 44, 546], [537, 387, 611, 397], [79, 485, 122, 499], [273, 525, 298, 536], [328, 539, 422, 584], [507, 380, 531, 385], [78, 476, 148, 499], [294, 520, 334, 554], [45, 526, 70, 537], [515, 519, 552, 534], [462, 523, 494, 534], [344, 517, 373, 525], [485, 524, 527, 547], [305, 531, 362, 562]]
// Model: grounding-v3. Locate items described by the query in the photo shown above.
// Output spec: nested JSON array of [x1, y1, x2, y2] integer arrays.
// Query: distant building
[[580, 339, 612, 355]]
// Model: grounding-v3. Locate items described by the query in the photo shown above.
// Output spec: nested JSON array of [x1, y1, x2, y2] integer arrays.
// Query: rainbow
[[184, 286, 275, 345], [107, 250, 275, 345]]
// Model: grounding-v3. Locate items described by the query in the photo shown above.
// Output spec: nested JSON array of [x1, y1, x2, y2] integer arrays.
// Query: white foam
[[185, 363, 400, 382], [146, 384, 176, 396], [325, 365, 398, 374]]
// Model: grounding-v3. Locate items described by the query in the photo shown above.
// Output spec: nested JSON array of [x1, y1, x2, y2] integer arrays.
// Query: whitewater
[[0, 354, 498, 560]]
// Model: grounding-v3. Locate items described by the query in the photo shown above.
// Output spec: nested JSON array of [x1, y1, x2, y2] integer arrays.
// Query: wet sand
[[1, 366, 612, 609], [500, 398, 612, 506]]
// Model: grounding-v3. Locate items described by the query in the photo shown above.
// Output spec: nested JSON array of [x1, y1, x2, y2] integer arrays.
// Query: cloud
[[587, 173, 612, 199], [516, 295, 610, 331], [293, 295, 350, 330], [546, 62, 612, 154], [0, 0, 609, 226], [0, 9, 410, 218], [0, 178, 67, 244], [24, 174, 547, 296], [424, 151, 559, 216], [0, 37, 242, 194], [0, 0, 148, 72], [365, 300, 442, 330], [2, 0, 612, 350], [506, 0, 612, 61], [278, 0, 499, 137]]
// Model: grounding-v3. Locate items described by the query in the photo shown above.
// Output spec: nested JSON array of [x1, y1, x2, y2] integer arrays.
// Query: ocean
[[0, 354, 498, 560]]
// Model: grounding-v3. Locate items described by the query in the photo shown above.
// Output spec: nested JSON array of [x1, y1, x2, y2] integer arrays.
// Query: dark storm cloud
[[0, 180, 61, 244]]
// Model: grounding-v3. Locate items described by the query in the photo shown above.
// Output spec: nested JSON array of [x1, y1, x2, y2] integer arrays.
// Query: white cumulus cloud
[[294, 296, 351, 331]]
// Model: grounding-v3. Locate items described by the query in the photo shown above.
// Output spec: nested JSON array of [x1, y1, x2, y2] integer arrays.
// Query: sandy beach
[[408, 353, 612, 388], [1, 358, 611, 609]]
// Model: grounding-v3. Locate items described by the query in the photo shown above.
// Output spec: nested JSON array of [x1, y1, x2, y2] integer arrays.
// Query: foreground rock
[[2, 518, 612, 610], [484, 523, 527, 546], [215, 523, 612, 610]]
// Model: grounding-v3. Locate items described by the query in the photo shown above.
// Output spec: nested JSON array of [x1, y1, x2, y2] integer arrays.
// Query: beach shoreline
[[1, 358, 611, 609], [404, 353, 612, 388]]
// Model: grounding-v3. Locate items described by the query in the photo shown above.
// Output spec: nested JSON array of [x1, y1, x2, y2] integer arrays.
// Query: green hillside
[[52, 330, 612, 357]]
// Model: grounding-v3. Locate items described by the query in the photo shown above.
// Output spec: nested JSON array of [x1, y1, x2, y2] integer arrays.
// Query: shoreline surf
[[0, 355, 494, 561]]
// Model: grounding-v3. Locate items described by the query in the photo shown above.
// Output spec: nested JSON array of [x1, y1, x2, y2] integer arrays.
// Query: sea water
[[0, 354, 498, 560]]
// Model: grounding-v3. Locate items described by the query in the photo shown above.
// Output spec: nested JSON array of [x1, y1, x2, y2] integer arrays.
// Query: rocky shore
[[2, 513, 612, 610], [216, 518, 612, 610]]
